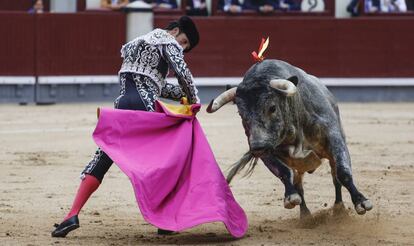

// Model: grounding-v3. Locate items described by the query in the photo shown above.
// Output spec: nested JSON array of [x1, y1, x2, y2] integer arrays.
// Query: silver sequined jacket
[[119, 28, 199, 103]]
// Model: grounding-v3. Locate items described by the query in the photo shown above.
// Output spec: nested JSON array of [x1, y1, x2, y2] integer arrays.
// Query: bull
[[207, 59, 373, 218]]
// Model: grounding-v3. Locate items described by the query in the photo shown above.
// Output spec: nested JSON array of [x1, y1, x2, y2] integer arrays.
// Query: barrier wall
[[0, 12, 125, 76], [34, 12, 125, 103], [0, 12, 35, 75], [0, 12, 35, 103], [1, 13, 413, 77], [36, 12, 125, 75], [0, 11, 125, 103], [1, 12, 414, 103], [155, 16, 414, 78]]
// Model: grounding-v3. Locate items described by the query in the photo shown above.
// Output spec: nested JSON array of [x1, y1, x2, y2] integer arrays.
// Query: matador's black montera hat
[[178, 16, 199, 52]]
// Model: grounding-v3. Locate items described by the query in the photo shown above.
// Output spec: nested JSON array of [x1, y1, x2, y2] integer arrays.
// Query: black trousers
[[81, 73, 158, 182]]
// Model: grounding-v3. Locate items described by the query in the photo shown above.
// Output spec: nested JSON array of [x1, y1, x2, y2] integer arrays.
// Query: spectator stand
[[360, 0, 414, 16], [83, 0, 121, 11], [212, 0, 335, 17], [152, 0, 213, 17], [151, 0, 186, 16], [0, 0, 49, 12], [0, 0, 88, 12]]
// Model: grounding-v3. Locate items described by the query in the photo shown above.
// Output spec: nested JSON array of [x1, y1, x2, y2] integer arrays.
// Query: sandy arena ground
[[0, 102, 413, 245]]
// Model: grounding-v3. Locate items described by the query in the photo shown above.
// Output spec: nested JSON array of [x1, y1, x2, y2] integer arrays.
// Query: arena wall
[[1, 12, 414, 103], [155, 16, 414, 78]]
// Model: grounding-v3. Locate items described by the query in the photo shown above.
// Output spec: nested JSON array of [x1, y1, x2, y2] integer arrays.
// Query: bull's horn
[[206, 87, 237, 113], [269, 79, 297, 97]]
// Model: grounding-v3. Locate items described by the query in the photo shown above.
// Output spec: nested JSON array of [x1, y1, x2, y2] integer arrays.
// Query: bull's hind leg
[[327, 133, 373, 215], [328, 159, 347, 215], [261, 155, 302, 209], [294, 172, 311, 219]]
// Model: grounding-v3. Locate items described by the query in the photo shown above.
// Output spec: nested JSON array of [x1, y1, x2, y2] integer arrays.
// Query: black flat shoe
[[157, 228, 176, 235], [51, 215, 80, 237]]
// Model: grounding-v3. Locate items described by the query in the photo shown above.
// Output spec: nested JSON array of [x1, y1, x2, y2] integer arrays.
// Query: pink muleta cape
[[92, 100, 248, 237]]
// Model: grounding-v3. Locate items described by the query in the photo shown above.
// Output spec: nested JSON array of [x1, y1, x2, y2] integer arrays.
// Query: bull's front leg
[[261, 155, 302, 210], [327, 131, 373, 215]]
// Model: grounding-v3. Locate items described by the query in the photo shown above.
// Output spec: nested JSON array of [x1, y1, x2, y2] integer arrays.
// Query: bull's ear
[[287, 76, 299, 86]]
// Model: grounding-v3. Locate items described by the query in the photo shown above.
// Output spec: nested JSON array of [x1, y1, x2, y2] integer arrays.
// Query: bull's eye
[[269, 105, 276, 114]]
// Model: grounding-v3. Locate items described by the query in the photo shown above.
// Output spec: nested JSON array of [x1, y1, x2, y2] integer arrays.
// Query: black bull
[[207, 59, 373, 218]]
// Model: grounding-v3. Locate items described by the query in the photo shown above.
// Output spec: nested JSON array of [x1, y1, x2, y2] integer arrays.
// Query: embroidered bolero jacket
[[119, 29, 199, 104]]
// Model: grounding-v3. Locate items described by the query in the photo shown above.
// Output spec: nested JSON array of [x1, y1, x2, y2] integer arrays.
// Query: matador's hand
[[180, 97, 189, 105]]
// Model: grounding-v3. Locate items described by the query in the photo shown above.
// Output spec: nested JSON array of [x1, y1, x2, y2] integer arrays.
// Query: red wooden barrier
[[155, 16, 414, 77], [36, 12, 126, 75], [0, 12, 35, 75], [1, 12, 414, 78]]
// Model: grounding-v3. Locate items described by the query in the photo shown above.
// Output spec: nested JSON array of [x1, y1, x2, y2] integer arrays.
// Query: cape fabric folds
[[92, 101, 248, 238]]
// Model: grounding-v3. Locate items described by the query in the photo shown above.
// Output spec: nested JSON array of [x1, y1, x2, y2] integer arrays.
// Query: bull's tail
[[226, 151, 259, 184]]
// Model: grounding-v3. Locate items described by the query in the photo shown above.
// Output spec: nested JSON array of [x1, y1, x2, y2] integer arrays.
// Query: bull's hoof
[[284, 193, 302, 209], [355, 199, 373, 215]]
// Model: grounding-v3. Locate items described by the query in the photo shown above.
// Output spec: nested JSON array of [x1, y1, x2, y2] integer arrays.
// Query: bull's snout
[[249, 141, 268, 157]]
